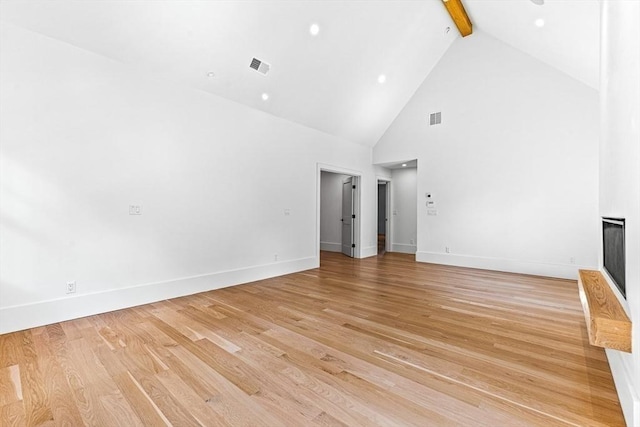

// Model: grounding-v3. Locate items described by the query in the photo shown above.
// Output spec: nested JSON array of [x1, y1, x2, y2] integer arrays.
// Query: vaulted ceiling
[[464, 0, 600, 90], [0, 0, 600, 147]]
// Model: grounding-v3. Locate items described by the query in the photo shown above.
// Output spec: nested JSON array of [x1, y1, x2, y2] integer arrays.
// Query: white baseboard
[[415, 251, 592, 280], [360, 245, 378, 258], [320, 241, 342, 252], [320, 243, 377, 258], [392, 244, 417, 254], [606, 349, 639, 427], [0, 256, 318, 335]]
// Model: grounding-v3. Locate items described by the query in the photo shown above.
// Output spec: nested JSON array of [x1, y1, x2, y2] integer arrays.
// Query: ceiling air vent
[[429, 112, 442, 126], [249, 57, 270, 75]]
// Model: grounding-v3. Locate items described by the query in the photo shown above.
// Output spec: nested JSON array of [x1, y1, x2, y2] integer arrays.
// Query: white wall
[[391, 167, 417, 254], [599, 1, 640, 424], [320, 172, 348, 252], [374, 30, 599, 279], [0, 23, 379, 333]]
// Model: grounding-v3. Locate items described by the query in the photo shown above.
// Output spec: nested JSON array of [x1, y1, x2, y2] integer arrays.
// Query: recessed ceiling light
[[402, 163, 407, 167], [206, 71, 215, 78], [378, 74, 386, 84], [530, 0, 544, 5], [309, 23, 320, 36], [261, 93, 269, 101], [535, 18, 545, 27]]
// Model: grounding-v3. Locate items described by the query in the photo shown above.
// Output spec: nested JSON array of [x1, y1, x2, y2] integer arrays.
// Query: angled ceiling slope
[[464, 0, 600, 90], [0, 0, 600, 146], [0, 0, 458, 147]]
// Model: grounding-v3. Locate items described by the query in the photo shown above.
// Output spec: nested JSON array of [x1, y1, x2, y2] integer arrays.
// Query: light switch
[[129, 205, 142, 215], [427, 209, 438, 216]]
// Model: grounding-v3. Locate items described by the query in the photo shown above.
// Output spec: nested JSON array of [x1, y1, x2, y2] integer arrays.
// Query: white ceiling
[[0, 0, 600, 147], [378, 159, 418, 169], [464, 0, 600, 90]]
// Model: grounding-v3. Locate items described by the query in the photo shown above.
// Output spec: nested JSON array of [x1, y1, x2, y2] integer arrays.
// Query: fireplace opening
[[602, 217, 626, 299]]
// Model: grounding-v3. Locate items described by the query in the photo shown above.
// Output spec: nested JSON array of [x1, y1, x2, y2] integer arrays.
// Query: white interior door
[[341, 177, 355, 257]]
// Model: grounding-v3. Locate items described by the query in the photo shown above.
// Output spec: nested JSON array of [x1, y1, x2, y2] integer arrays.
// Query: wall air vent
[[429, 112, 442, 126], [249, 57, 270, 75]]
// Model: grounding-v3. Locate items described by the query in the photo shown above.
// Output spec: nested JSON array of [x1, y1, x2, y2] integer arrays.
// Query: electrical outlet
[[445, 247, 451, 254], [66, 281, 76, 294], [570, 257, 576, 264], [129, 205, 142, 215], [410, 239, 414, 245], [274, 254, 278, 262]]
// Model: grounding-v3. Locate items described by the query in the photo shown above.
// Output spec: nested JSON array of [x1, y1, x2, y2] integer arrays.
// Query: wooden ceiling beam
[[442, 0, 473, 37]]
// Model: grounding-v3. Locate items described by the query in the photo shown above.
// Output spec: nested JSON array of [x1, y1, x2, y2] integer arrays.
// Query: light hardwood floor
[[0, 252, 625, 426]]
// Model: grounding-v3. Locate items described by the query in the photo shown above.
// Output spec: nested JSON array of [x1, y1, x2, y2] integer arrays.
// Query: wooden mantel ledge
[[578, 270, 631, 353]]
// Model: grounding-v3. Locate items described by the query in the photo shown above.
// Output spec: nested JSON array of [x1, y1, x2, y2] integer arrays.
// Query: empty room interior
[[1, 0, 639, 426]]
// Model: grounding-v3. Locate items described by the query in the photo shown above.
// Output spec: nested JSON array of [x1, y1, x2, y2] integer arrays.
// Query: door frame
[[377, 176, 392, 253], [317, 163, 362, 261]]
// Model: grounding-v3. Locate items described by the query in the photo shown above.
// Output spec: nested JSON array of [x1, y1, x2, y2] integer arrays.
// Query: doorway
[[374, 159, 417, 255], [390, 161, 417, 254], [341, 177, 356, 257], [318, 166, 361, 261], [377, 179, 391, 254]]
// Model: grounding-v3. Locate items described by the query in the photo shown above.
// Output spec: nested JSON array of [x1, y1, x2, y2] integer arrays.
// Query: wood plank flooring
[[0, 252, 625, 426]]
